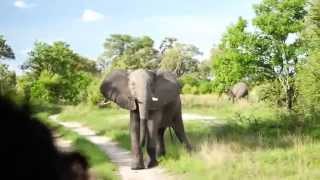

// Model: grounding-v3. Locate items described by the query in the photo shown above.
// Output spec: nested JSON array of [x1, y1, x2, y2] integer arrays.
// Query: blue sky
[[1, 0, 260, 73]]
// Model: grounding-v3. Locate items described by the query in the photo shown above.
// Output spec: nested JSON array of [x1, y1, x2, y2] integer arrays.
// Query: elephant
[[100, 69, 192, 170], [228, 82, 249, 102]]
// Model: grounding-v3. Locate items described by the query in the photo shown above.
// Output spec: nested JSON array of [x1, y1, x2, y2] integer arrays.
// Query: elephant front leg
[[130, 111, 144, 170], [146, 119, 158, 168]]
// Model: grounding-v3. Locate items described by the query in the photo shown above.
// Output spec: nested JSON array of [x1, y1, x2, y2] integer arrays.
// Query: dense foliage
[[211, 0, 308, 110], [21, 42, 96, 104], [296, 0, 320, 117], [0, 36, 16, 96], [160, 42, 202, 77], [98, 34, 159, 71]]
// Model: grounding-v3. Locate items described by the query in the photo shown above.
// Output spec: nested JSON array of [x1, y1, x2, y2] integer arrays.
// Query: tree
[[160, 42, 202, 77], [252, 0, 307, 110], [159, 37, 177, 55], [0, 35, 16, 96], [197, 60, 212, 80], [302, 0, 320, 52], [99, 34, 159, 71], [296, 0, 320, 115], [0, 64, 16, 96], [0, 35, 15, 60], [22, 41, 94, 104], [211, 17, 256, 93], [211, 0, 307, 109]]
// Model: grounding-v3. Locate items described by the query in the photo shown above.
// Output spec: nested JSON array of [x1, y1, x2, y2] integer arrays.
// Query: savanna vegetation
[[2, 0, 320, 179]]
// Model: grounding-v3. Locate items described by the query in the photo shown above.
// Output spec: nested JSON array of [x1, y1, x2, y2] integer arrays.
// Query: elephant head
[[100, 69, 180, 146]]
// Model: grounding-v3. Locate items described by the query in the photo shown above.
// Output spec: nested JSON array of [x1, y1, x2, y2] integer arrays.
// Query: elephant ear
[[100, 70, 136, 110], [150, 71, 180, 109]]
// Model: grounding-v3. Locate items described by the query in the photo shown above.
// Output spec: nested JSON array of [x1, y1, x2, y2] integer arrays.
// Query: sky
[[1, 0, 260, 74]]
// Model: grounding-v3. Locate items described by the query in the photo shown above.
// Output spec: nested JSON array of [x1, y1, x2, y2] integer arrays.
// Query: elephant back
[[231, 82, 248, 98]]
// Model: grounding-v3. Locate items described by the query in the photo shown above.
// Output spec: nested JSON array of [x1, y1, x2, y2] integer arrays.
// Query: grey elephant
[[228, 82, 249, 102], [100, 69, 191, 170]]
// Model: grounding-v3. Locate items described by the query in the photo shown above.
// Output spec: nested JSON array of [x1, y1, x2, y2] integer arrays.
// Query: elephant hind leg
[[156, 128, 166, 157], [172, 114, 192, 152]]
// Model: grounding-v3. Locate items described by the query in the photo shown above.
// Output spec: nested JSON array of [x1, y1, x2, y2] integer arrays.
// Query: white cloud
[[14, 0, 36, 9], [81, 9, 105, 22]]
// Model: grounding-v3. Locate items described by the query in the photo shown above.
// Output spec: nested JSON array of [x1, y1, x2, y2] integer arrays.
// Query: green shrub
[[182, 84, 193, 94], [179, 74, 200, 87], [255, 81, 285, 106], [190, 86, 199, 95], [87, 77, 104, 105], [198, 81, 212, 94], [29, 71, 92, 104], [0, 64, 16, 96], [296, 52, 320, 116]]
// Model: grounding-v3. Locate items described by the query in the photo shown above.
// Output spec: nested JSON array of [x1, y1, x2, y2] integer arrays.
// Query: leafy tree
[[159, 37, 177, 55], [197, 60, 212, 80], [296, 52, 320, 115], [302, 0, 320, 52], [0, 35, 16, 96], [252, 0, 307, 110], [211, 0, 307, 109], [0, 64, 16, 96], [22, 41, 97, 76], [99, 34, 159, 71], [211, 18, 255, 93], [296, 0, 320, 115], [160, 42, 202, 77], [22, 41, 94, 104], [0, 35, 15, 60]]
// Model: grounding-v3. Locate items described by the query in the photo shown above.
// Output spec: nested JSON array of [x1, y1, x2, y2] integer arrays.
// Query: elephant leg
[[156, 128, 166, 157], [130, 111, 144, 170], [145, 119, 158, 168], [173, 114, 192, 152]]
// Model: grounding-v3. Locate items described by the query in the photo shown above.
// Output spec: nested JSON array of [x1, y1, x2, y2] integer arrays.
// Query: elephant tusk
[[152, 97, 159, 101]]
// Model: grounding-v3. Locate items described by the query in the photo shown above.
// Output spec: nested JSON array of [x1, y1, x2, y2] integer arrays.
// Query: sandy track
[[50, 115, 173, 180]]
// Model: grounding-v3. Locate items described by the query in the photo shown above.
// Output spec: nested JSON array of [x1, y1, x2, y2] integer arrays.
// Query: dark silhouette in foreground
[[0, 96, 89, 180]]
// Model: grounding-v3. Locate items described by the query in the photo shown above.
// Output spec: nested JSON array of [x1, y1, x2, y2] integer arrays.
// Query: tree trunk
[[286, 84, 294, 110]]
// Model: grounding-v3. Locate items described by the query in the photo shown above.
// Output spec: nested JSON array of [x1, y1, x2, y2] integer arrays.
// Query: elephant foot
[[131, 159, 145, 170], [145, 158, 158, 169]]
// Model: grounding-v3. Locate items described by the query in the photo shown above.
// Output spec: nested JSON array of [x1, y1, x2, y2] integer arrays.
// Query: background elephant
[[100, 69, 191, 170], [228, 82, 249, 102]]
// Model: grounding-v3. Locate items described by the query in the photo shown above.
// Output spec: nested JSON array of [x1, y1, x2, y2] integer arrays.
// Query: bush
[[198, 81, 212, 94], [255, 81, 285, 106], [86, 77, 104, 105], [296, 52, 320, 116], [29, 71, 93, 104], [0, 64, 16, 96], [179, 74, 200, 87], [182, 84, 193, 94], [190, 86, 199, 95]]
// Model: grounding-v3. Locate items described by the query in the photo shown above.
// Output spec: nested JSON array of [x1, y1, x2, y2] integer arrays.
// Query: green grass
[[59, 105, 131, 150], [58, 95, 320, 180], [37, 112, 120, 180]]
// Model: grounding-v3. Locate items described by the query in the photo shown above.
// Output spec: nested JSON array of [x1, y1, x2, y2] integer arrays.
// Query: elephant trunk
[[138, 86, 153, 147]]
